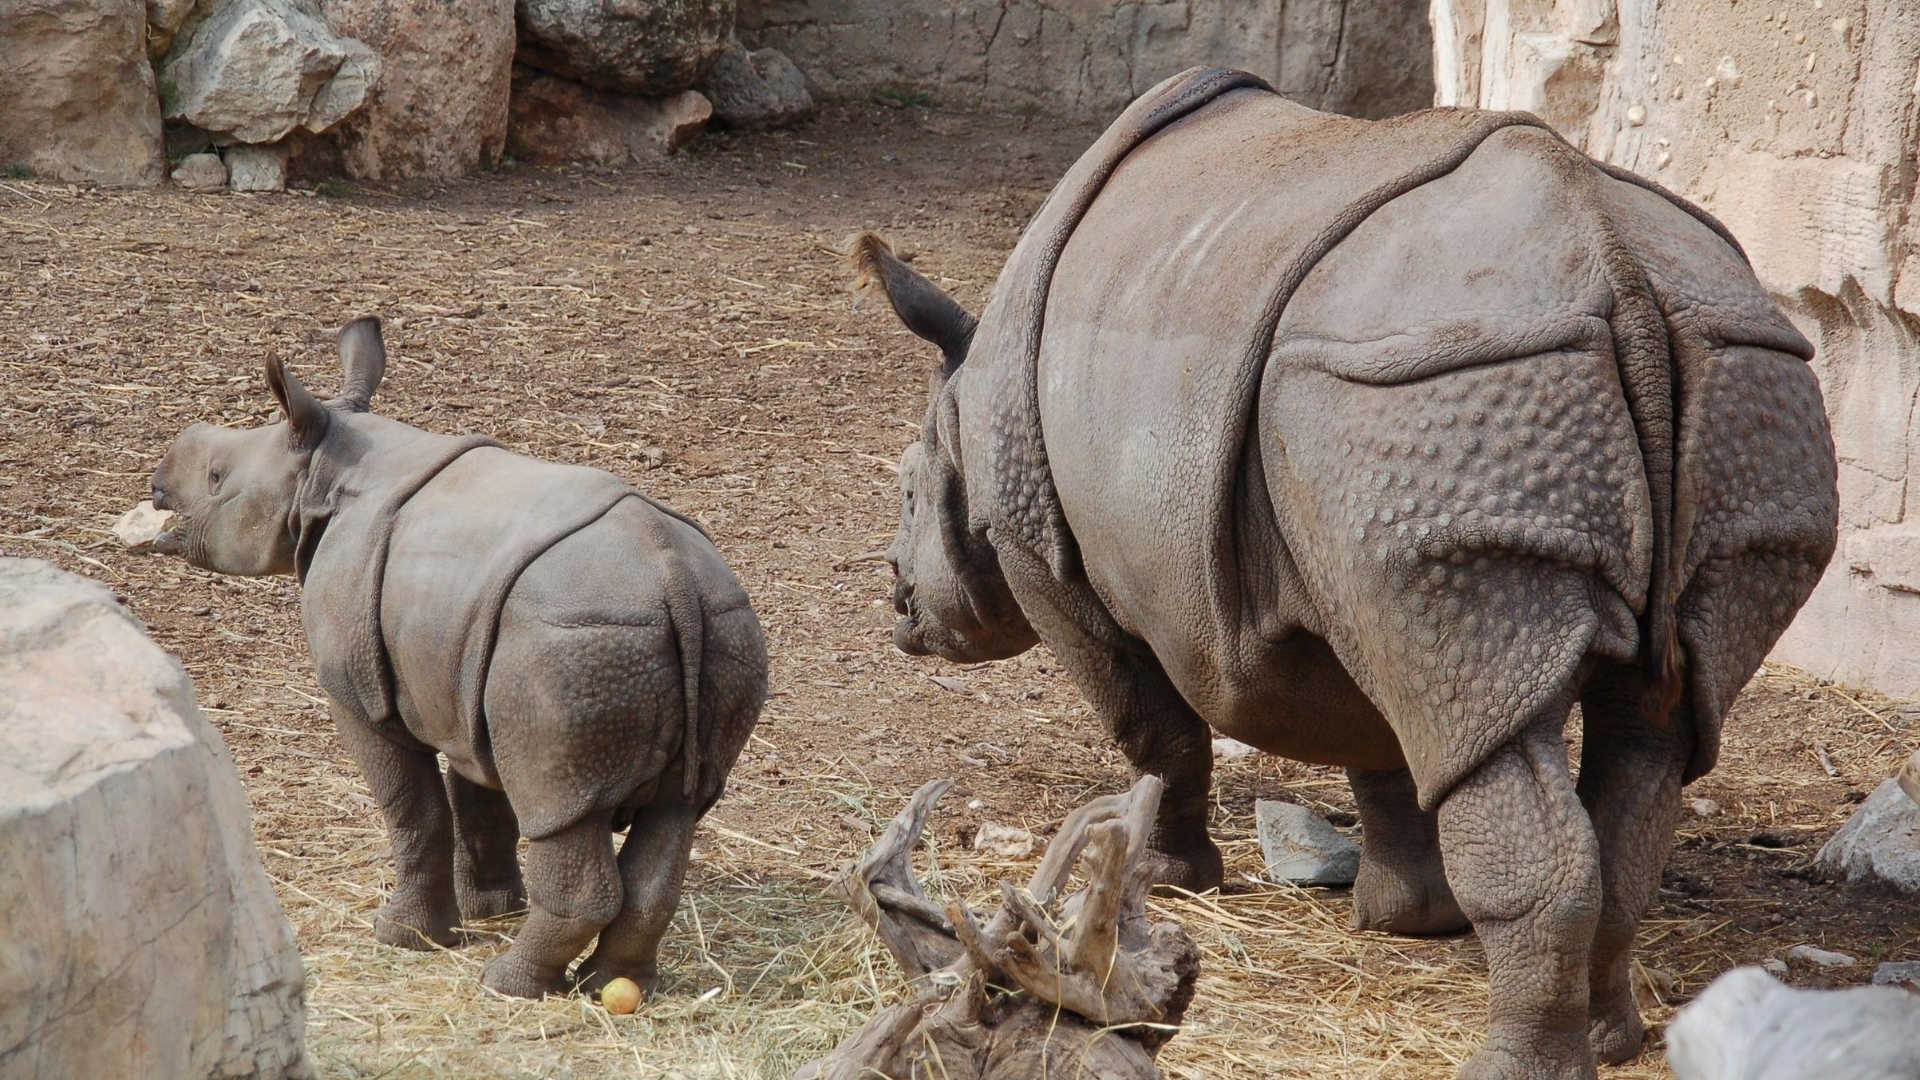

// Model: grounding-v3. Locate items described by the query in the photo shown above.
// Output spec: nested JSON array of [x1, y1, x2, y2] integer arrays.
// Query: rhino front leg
[[480, 811, 621, 998], [1348, 766, 1468, 935], [997, 569, 1220, 890], [573, 804, 698, 997], [445, 770, 527, 922], [332, 707, 461, 950], [1438, 714, 1602, 1080], [1575, 668, 1689, 1065]]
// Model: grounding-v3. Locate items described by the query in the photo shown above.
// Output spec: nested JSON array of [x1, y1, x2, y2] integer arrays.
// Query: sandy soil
[[3, 101, 1914, 1079]]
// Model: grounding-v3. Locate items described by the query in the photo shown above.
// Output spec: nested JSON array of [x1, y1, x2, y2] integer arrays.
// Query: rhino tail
[[1594, 218, 1685, 721], [642, 508, 707, 802]]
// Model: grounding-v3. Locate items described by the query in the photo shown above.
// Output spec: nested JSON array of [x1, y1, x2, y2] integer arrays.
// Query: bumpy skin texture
[[865, 68, 1838, 1079], [150, 317, 767, 999]]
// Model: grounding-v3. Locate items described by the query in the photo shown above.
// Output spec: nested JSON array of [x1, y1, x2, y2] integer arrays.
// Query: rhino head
[[852, 233, 1037, 663], [151, 317, 386, 576]]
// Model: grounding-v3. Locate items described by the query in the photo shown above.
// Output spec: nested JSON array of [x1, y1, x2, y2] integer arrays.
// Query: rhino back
[[380, 447, 638, 786], [484, 495, 765, 838], [1032, 96, 1593, 770]]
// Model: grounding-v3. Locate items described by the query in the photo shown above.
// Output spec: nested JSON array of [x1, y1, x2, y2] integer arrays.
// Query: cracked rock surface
[[0, 557, 309, 1079]]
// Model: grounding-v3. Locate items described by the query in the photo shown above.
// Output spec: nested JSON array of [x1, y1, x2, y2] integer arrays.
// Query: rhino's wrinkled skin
[[863, 69, 1837, 1079], [151, 317, 767, 999]]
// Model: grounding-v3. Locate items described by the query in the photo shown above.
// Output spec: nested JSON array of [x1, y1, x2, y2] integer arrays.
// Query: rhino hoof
[[457, 885, 528, 923], [374, 906, 460, 951], [1141, 838, 1225, 894], [481, 953, 568, 999]]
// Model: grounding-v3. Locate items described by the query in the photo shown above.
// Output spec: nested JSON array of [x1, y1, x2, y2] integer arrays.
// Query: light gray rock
[[1815, 777, 1920, 892], [1212, 736, 1257, 761], [1785, 944, 1858, 969], [1667, 966, 1920, 1080], [1255, 799, 1359, 886], [225, 142, 287, 191], [171, 150, 228, 189], [0, 0, 166, 186], [0, 558, 309, 1078], [113, 500, 177, 548], [972, 822, 1035, 859], [699, 37, 811, 128], [516, 0, 733, 96], [158, 0, 379, 143], [1873, 961, 1920, 990]]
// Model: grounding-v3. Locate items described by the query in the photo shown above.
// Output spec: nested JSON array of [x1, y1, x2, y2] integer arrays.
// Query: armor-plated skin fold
[[860, 68, 1837, 1080]]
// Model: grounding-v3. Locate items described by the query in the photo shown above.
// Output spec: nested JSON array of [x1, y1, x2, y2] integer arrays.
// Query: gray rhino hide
[[955, 68, 1833, 807], [299, 414, 710, 837]]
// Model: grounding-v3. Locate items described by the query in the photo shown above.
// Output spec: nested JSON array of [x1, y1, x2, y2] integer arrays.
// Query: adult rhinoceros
[[855, 67, 1837, 1079]]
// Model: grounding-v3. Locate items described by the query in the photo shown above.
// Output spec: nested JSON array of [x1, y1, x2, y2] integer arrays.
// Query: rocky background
[[0, 0, 818, 189], [1434, 0, 1920, 697], [735, 0, 1435, 121]]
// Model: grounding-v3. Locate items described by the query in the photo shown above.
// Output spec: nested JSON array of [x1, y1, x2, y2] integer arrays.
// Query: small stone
[[1690, 797, 1720, 817], [966, 799, 985, 811], [972, 822, 1034, 859], [224, 144, 286, 192], [1761, 957, 1790, 977], [1212, 737, 1257, 761], [1714, 56, 1742, 88], [1255, 800, 1359, 886], [1786, 944, 1858, 968], [1895, 750, 1919, 807], [1873, 961, 1920, 989], [1626, 104, 1647, 126], [171, 151, 227, 191], [1816, 777, 1920, 892], [1656, 149, 1674, 168], [113, 500, 176, 549]]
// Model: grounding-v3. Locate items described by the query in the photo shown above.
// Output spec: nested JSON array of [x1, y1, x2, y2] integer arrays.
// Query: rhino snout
[[151, 484, 170, 510]]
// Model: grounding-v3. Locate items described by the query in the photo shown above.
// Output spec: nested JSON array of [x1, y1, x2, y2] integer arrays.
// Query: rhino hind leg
[[480, 811, 622, 998], [332, 706, 461, 950], [1574, 666, 1689, 1064], [1439, 713, 1602, 1080], [445, 770, 527, 922], [1348, 766, 1468, 936], [572, 804, 699, 996]]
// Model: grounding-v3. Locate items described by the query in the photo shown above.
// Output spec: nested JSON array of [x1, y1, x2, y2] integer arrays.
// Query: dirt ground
[[4, 101, 1916, 1079]]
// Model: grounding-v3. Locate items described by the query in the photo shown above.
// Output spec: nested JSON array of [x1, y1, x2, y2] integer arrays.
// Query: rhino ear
[[265, 357, 330, 451], [849, 231, 976, 376], [337, 315, 386, 412]]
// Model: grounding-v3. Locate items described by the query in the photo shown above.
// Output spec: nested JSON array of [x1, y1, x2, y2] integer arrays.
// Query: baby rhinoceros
[[150, 317, 767, 999]]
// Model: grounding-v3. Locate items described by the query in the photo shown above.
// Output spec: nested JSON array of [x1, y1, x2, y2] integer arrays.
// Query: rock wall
[[0, 0, 166, 185], [0, 558, 310, 1078], [737, 0, 1435, 121], [1433, 0, 1920, 695]]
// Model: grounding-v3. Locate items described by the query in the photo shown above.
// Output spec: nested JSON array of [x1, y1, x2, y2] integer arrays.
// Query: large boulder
[[0, 558, 309, 1078], [303, 0, 515, 179], [699, 36, 811, 128], [508, 65, 710, 164], [157, 0, 378, 143], [0, 0, 165, 186], [517, 0, 734, 96], [1667, 966, 1920, 1079], [1430, 0, 1920, 698]]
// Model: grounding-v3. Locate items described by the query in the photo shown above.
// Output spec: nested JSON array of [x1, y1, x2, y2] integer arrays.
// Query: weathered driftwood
[[796, 775, 1199, 1080]]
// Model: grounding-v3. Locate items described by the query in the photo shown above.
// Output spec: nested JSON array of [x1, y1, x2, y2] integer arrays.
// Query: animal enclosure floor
[[3, 102, 1915, 1079]]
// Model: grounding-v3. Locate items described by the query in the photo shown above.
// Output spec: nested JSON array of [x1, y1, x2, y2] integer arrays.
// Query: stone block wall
[[1432, 0, 1920, 694], [738, 0, 1436, 121]]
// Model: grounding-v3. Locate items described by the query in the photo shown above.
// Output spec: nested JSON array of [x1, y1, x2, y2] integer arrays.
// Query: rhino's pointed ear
[[849, 231, 976, 376], [265, 357, 330, 451], [337, 315, 386, 412]]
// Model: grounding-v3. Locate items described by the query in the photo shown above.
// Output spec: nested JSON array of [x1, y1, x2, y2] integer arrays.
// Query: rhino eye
[[208, 465, 225, 491]]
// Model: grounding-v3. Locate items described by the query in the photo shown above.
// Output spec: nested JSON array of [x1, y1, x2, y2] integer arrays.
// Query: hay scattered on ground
[[4, 106, 1915, 1080]]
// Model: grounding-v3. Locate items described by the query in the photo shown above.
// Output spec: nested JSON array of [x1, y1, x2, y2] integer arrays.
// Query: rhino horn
[[849, 230, 975, 375], [336, 315, 386, 412], [265, 356, 330, 451]]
